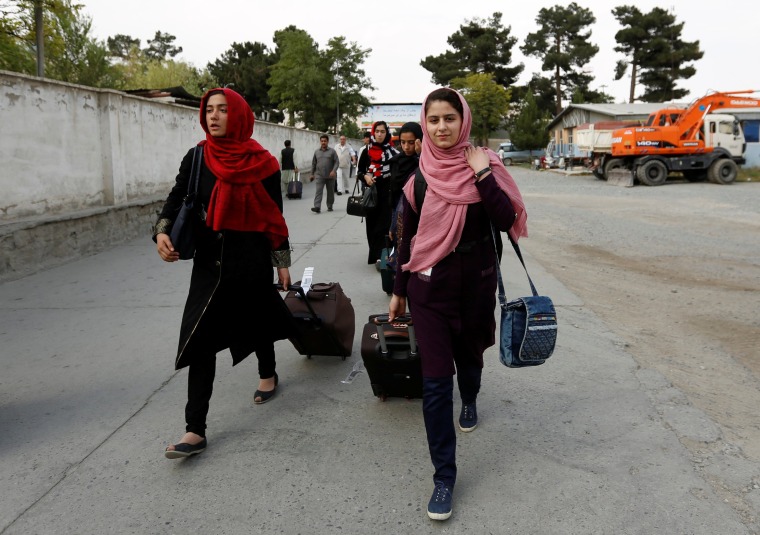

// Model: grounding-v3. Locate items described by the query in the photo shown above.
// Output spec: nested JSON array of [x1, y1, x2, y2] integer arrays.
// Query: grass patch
[[738, 167, 760, 182]]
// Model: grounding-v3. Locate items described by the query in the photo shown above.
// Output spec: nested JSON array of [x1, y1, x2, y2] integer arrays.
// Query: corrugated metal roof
[[547, 102, 685, 130]]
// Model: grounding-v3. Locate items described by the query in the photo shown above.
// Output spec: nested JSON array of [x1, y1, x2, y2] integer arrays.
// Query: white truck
[[574, 121, 641, 179]]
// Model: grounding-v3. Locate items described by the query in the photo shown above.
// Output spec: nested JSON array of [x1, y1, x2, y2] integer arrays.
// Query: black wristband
[[474, 167, 492, 179]]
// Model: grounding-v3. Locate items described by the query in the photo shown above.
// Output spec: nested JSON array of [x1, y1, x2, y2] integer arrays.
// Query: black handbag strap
[[187, 145, 203, 196], [490, 225, 539, 308], [351, 179, 362, 196]]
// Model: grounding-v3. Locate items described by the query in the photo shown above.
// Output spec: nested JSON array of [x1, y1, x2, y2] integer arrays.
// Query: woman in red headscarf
[[388, 88, 527, 520], [153, 88, 293, 459], [356, 120, 399, 264]]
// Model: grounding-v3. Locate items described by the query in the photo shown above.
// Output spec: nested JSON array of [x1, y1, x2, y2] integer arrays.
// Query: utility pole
[[34, 0, 44, 77]]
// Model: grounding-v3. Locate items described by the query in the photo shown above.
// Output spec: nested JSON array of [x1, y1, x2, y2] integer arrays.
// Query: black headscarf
[[389, 122, 423, 208]]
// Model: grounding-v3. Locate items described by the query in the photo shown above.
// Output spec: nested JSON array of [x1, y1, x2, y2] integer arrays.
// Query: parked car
[[498, 141, 545, 165]]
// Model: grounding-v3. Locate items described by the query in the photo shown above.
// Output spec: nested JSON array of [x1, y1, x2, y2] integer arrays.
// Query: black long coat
[[156, 147, 292, 370]]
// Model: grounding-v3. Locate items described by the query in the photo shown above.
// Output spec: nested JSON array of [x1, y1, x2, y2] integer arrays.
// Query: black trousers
[[422, 364, 481, 487], [184, 343, 276, 437]]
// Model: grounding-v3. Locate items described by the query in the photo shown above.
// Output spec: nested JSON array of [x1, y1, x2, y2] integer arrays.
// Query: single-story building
[[547, 102, 760, 168]]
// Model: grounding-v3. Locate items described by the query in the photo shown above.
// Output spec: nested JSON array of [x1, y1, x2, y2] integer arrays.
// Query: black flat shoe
[[254, 373, 279, 405], [164, 437, 207, 459]]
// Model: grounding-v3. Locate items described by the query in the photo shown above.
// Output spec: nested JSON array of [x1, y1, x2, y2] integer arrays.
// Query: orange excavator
[[604, 90, 760, 185]]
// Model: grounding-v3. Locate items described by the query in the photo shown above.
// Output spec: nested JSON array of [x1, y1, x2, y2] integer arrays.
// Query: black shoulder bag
[[170, 146, 203, 260]]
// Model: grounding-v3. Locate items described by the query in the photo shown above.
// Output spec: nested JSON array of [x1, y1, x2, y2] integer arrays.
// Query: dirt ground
[[510, 167, 760, 524]]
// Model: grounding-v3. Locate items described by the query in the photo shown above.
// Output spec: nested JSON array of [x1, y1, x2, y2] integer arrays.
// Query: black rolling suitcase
[[286, 172, 302, 199], [281, 282, 355, 360], [360, 314, 423, 400]]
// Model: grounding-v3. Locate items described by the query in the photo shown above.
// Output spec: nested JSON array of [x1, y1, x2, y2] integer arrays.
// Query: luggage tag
[[300, 266, 314, 295]]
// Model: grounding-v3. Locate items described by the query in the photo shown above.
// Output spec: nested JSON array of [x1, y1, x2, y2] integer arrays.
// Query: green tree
[[0, 2, 35, 72], [0, 0, 121, 86], [44, 5, 118, 87], [421, 12, 523, 88], [324, 36, 373, 133], [613, 6, 702, 103], [450, 72, 511, 145], [207, 41, 276, 116], [120, 59, 211, 95], [106, 33, 139, 59], [521, 2, 599, 114], [268, 27, 331, 130], [143, 30, 182, 61], [509, 91, 550, 152]]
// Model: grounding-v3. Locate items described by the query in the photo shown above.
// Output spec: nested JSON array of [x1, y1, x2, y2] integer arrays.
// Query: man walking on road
[[310, 134, 339, 213], [279, 140, 299, 196], [334, 135, 356, 195]]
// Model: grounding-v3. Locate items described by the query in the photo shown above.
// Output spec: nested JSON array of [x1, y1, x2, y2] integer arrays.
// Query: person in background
[[153, 88, 293, 460], [354, 131, 372, 187], [310, 134, 339, 213], [388, 88, 528, 520], [334, 135, 356, 195], [356, 121, 399, 264], [389, 121, 423, 211], [279, 140, 299, 196], [388, 122, 423, 259]]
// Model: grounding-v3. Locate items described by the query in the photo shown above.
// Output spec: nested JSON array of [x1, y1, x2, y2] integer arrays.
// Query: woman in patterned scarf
[[356, 120, 399, 265]]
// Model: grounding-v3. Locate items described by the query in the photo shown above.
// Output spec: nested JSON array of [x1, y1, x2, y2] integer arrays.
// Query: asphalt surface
[[0, 174, 749, 534]]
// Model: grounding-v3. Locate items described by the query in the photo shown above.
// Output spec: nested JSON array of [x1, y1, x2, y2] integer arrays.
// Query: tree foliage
[[143, 30, 182, 61], [450, 72, 511, 145], [106, 33, 139, 59], [613, 6, 703, 102], [268, 27, 329, 129], [510, 91, 550, 152], [1, 0, 118, 86], [267, 27, 372, 131], [521, 2, 599, 114], [207, 41, 275, 115], [324, 36, 372, 133], [421, 12, 523, 88]]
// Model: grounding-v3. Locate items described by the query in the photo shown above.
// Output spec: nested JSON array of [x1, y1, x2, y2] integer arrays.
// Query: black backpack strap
[[413, 168, 427, 213]]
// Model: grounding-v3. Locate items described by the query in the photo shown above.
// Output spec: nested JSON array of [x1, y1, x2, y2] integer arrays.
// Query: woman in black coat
[[356, 120, 399, 264], [153, 88, 293, 459]]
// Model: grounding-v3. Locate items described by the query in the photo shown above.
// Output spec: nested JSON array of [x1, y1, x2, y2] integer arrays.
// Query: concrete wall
[[0, 70, 358, 281]]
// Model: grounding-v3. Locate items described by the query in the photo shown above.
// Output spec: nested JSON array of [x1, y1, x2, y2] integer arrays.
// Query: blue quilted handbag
[[495, 233, 558, 368]]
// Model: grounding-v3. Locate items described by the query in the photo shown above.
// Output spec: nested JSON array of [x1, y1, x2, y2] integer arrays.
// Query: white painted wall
[[0, 71, 351, 221]]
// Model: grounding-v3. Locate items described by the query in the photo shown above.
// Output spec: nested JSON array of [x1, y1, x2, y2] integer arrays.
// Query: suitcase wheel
[[307, 355, 312, 359], [342, 355, 347, 361]]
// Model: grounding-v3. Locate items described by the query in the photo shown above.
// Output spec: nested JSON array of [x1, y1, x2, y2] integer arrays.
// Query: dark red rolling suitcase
[[286, 173, 302, 199], [360, 314, 423, 400], [282, 282, 355, 359]]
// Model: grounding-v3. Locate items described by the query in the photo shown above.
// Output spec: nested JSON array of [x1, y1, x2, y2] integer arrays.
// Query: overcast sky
[[79, 0, 758, 105]]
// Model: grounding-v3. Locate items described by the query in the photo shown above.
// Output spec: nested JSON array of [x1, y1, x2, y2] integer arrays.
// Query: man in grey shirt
[[310, 134, 339, 213]]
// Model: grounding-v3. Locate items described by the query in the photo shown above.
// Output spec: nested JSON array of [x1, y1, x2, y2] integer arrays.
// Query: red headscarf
[[402, 88, 528, 273], [199, 87, 288, 248]]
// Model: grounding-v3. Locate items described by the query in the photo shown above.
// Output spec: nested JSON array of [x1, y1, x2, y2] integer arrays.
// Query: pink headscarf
[[402, 88, 528, 273]]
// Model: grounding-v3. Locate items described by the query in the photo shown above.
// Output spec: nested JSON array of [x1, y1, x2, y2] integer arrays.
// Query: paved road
[[0, 173, 749, 534]]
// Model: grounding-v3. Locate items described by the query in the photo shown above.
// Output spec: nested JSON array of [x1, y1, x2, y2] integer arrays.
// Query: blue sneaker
[[458, 402, 478, 432], [427, 481, 453, 520]]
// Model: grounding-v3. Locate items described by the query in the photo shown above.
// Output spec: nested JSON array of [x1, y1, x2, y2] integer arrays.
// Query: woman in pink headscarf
[[388, 88, 527, 521]]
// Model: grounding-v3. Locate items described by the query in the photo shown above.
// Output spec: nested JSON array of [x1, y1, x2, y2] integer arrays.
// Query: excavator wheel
[[707, 159, 737, 185], [603, 158, 625, 179], [636, 160, 668, 186]]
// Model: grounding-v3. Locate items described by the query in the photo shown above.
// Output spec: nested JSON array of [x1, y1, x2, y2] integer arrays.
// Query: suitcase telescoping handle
[[275, 283, 320, 321], [373, 314, 417, 357]]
